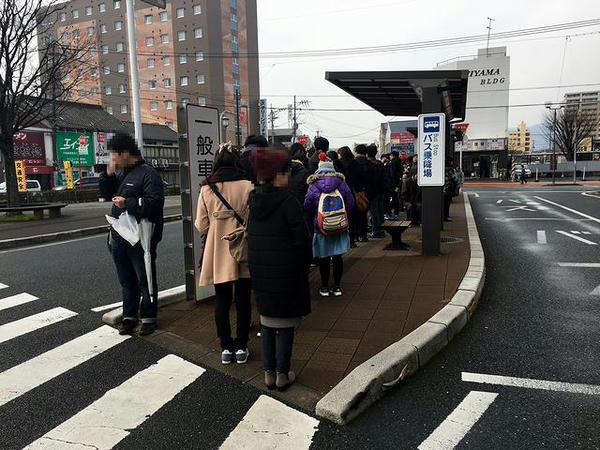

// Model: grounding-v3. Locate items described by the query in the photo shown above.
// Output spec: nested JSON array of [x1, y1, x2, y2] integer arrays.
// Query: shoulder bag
[[209, 184, 248, 263]]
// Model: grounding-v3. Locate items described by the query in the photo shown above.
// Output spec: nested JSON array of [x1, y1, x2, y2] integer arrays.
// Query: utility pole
[[235, 86, 241, 147], [125, 0, 143, 152], [486, 17, 495, 56], [292, 95, 297, 143], [269, 105, 277, 146]]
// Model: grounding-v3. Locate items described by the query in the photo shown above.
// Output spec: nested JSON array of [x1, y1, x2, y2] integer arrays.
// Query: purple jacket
[[304, 172, 355, 233]]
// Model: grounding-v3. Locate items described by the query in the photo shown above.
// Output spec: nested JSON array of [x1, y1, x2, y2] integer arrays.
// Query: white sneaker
[[236, 348, 250, 364], [221, 349, 234, 365]]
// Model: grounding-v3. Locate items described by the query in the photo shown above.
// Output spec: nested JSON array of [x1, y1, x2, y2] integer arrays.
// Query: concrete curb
[[102, 284, 188, 325], [0, 214, 182, 250], [315, 192, 485, 425]]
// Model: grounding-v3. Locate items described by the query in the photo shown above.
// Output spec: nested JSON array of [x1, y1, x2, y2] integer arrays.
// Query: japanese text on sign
[[15, 160, 27, 192], [418, 113, 445, 187]]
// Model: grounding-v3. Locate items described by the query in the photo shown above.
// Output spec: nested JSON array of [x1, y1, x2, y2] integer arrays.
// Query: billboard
[[56, 131, 94, 166], [94, 132, 113, 165], [13, 131, 46, 166], [418, 113, 446, 187]]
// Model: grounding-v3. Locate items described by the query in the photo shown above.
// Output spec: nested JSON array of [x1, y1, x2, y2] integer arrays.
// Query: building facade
[[564, 91, 600, 143], [39, 0, 260, 141], [508, 121, 531, 152]]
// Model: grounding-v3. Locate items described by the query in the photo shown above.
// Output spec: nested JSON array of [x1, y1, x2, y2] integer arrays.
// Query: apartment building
[[507, 121, 531, 152], [39, 0, 260, 140], [564, 91, 600, 142]]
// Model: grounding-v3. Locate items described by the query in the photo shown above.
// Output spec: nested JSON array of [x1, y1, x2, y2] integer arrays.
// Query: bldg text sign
[[418, 113, 445, 187]]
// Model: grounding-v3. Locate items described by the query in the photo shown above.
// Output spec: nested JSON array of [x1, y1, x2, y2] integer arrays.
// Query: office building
[[508, 121, 531, 152]]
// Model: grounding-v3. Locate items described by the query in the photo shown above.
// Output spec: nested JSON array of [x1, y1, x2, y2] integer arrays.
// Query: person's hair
[[244, 134, 268, 148], [338, 146, 354, 160], [367, 144, 378, 158], [108, 133, 141, 156], [327, 150, 339, 161], [391, 151, 399, 158], [314, 136, 329, 152], [212, 144, 241, 172], [289, 142, 305, 159], [355, 144, 368, 155]]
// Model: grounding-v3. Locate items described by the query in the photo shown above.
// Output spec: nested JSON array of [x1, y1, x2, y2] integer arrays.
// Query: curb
[[102, 284, 188, 325], [0, 214, 182, 250], [315, 192, 485, 425]]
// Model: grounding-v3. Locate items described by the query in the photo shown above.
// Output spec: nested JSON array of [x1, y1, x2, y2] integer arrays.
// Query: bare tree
[[542, 106, 600, 161], [0, 0, 93, 206]]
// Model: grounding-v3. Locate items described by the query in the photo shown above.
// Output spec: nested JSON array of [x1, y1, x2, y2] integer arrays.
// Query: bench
[[381, 220, 412, 250], [0, 203, 68, 220]]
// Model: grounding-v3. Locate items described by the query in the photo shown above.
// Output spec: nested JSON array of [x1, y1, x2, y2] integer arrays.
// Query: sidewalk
[[0, 196, 181, 240], [144, 196, 470, 412]]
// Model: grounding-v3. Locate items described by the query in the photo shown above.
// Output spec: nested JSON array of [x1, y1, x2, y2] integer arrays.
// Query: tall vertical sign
[[186, 105, 219, 302], [259, 99, 268, 139], [417, 113, 446, 187], [15, 160, 26, 192]]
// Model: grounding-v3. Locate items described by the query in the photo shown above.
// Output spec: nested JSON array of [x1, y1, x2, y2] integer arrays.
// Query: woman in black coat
[[248, 148, 312, 391]]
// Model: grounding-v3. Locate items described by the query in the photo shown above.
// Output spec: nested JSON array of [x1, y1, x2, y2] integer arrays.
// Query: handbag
[[353, 189, 370, 212], [209, 184, 248, 263]]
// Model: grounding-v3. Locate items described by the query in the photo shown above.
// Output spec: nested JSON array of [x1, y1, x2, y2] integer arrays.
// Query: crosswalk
[[0, 282, 322, 449]]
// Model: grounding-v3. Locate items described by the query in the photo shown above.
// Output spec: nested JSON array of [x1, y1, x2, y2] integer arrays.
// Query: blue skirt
[[312, 233, 350, 258]]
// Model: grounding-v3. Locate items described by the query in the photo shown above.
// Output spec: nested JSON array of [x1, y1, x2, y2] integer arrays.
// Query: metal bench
[[0, 203, 68, 220], [381, 220, 412, 250]]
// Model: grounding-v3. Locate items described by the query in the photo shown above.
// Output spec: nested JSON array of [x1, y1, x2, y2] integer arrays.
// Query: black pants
[[355, 209, 368, 238], [214, 278, 251, 351], [444, 194, 453, 220], [261, 325, 294, 373], [319, 255, 343, 288], [111, 234, 158, 324]]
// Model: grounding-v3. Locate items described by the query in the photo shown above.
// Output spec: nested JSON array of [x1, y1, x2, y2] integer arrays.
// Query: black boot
[[139, 322, 156, 336], [119, 319, 137, 335]]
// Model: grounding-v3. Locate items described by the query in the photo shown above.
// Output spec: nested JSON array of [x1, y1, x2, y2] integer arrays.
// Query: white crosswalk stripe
[[0, 307, 77, 344], [0, 283, 7, 290], [0, 292, 38, 312]]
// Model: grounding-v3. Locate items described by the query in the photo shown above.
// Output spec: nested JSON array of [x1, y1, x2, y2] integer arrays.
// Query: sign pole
[[125, 0, 143, 152]]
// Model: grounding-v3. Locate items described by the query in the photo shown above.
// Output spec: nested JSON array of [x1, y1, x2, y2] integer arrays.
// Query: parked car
[[514, 164, 532, 178], [0, 180, 41, 192], [54, 176, 101, 191]]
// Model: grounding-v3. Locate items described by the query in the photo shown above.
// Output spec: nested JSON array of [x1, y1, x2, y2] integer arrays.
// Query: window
[[115, 20, 122, 30], [105, 86, 112, 95], [165, 100, 173, 110], [91, 88, 98, 95], [119, 83, 126, 93], [103, 65, 110, 75], [120, 104, 127, 114], [182, 98, 189, 106], [149, 80, 156, 89], [87, 26, 95, 36], [147, 58, 155, 68], [195, 50, 204, 61], [73, 29, 80, 39], [163, 55, 170, 66], [145, 15, 152, 24], [179, 54, 187, 64], [117, 63, 125, 72], [106, 105, 113, 114], [73, 9, 79, 19], [180, 76, 188, 86], [166, 121, 173, 129], [160, 11, 168, 22], [161, 34, 169, 44], [231, 13, 237, 23], [146, 36, 154, 47], [78, 90, 86, 97], [197, 96, 206, 106], [114, 0, 121, 9], [59, 12, 66, 22], [230, 0, 237, 8], [193, 4, 202, 15], [100, 24, 107, 33], [90, 47, 97, 56], [116, 41, 124, 52], [196, 74, 205, 84], [101, 45, 108, 54], [150, 101, 158, 111], [164, 78, 171, 87], [176, 7, 185, 18], [177, 31, 186, 41], [99, 3, 106, 12], [90, 67, 97, 76], [194, 28, 203, 39], [85, 6, 92, 16]]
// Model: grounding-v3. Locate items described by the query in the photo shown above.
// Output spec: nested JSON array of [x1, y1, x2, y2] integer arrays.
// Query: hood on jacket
[[250, 186, 289, 220], [306, 172, 345, 193]]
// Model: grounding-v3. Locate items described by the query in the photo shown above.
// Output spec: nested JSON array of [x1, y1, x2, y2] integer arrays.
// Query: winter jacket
[[308, 150, 322, 174], [388, 158, 403, 188], [238, 150, 257, 184], [304, 172, 355, 234], [195, 180, 253, 285], [338, 158, 358, 190], [353, 155, 376, 197], [99, 159, 165, 244], [248, 185, 312, 318], [287, 160, 310, 205]]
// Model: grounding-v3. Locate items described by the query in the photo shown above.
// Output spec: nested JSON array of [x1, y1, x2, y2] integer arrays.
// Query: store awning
[[325, 70, 469, 120]]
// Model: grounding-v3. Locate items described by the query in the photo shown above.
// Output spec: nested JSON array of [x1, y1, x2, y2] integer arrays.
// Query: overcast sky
[[256, 0, 600, 148]]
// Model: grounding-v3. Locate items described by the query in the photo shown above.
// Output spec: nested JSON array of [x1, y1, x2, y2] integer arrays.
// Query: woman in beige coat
[[195, 145, 253, 365]]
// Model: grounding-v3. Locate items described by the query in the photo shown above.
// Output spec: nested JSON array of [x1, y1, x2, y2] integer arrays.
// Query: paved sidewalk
[[145, 196, 469, 411], [0, 196, 181, 240]]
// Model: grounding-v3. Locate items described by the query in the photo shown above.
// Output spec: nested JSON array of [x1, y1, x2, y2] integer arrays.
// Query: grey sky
[[257, 0, 600, 148]]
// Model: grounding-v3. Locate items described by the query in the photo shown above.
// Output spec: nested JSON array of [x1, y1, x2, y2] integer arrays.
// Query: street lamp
[[220, 111, 229, 143], [545, 102, 564, 185]]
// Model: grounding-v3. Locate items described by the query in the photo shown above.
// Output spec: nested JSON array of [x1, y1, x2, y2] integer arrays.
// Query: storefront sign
[[417, 113, 445, 187], [15, 160, 27, 191], [259, 99, 268, 139], [56, 131, 94, 166], [296, 135, 309, 146], [94, 132, 113, 165], [64, 161, 74, 189], [13, 131, 46, 165]]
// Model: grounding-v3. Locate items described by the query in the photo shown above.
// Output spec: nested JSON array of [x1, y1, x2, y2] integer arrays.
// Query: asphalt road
[[1, 185, 600, 449]]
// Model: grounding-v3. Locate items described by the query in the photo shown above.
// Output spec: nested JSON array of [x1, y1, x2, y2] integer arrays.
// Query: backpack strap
[[209, 184, 245, 226]]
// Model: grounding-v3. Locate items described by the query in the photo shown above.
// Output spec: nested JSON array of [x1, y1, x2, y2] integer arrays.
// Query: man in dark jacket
[[239, 134, 268, 184], [367, 144, 387, 238], [99, 134, 165, 336], [308, 136, 329, 174], [354, 144, 373, 241], [387, 151, 403, 215], [286, 144, 310, 205]]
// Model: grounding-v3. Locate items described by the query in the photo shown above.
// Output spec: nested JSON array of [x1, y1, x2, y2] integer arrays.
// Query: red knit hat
[[250, 148, 289, 182]]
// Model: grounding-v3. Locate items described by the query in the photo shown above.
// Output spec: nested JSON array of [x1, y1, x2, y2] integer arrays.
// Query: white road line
[[0, 307, 77, 344], [537, 230, 547, 244], [583, 231, 592, 235], [571, 230, 581, 234], [555, 230, 597, 245], [220, 395, 319, 450], [418, 391, 498, 450], [25, 354, 204, 450], [0, 283, 7, 290], [485, 218, 594, 222], [0, 293, 38, 312], [0, 325, 128, 407], [91, 301, 122, 312], [535, 196, 600, 224], [496, 200, 503, 204], [509, 199, 521, 204], [471, 192, 480, 197], [462, 372, 600, 396], [590, 285, 600, 296], [558, 263, 600, 267]]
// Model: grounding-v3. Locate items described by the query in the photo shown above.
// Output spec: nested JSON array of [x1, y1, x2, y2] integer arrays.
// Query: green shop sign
[[56, 131, 94, 166]]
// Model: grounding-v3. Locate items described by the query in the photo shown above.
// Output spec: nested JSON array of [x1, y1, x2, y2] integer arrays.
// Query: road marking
[[0, 283, 7, 290], [583, 231, 592, 235], [504, 206, 535, 212], [526, 202, 541, 205], [509, 199, 521, 204], [418, 391, 498, 450], [472, 193, 480, 198], [590, 285, 600, 296], [556, 230, 597, 245], [0, 293, 38, 312], [496, 200, 503, 204], [486, 217, 594, 222], [558, 263, 600, 267], [91, 301, 122, 312], [0, 325, 129, 407], [462, 372, 600, 396], [24, 354, 204, 450], [571, 230, 581, 234], [221, 395, 319, 450], [535, 196, 600, 224], [0, 307, 77, 344], [537, 230, 547, 244]]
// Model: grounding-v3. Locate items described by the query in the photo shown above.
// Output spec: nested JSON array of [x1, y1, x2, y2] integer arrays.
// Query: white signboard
[[259, 99, 268, 139], [417, 113, 446, 187], [93, 132, 113, 165], [186, 105, 219, 301]]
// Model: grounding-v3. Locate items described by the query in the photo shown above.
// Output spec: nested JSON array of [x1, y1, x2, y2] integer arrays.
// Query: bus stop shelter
[[325, 70, 469, 255]]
